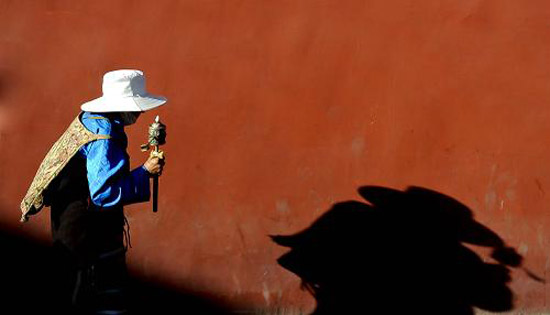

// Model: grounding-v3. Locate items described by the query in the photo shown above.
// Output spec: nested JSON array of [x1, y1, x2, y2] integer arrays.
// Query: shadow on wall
[[0, 220, 230, 315], [272, 186, 536, 315]]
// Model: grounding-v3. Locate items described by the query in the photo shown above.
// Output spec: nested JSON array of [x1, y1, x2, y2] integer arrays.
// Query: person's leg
[[51, 242, 79, 314], [79, 247, 129, 314]]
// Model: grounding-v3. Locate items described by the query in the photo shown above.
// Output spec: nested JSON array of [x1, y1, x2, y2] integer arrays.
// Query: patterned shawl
[[20, 114, 110, 222]]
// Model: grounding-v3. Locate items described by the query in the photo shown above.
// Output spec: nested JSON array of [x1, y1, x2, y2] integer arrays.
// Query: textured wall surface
[[1, 1, 550, 313]]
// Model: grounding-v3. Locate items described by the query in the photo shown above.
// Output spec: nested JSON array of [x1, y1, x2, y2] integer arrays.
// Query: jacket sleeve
[[82, 138, 151, 208]]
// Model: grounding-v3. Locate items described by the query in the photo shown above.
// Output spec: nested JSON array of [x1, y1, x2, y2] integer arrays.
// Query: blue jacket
[[79, 111, 150, 208]]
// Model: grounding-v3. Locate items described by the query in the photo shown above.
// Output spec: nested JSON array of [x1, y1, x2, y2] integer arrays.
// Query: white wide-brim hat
[[81, 69, 167, 112]]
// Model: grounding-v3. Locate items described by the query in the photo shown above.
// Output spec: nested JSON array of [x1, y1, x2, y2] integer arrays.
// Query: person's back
[[48, 113, 127, 262]]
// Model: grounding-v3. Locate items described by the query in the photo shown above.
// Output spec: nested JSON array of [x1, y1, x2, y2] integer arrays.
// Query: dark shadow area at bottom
[[272, 186, 536, 315], [0, 223, 231, 315]]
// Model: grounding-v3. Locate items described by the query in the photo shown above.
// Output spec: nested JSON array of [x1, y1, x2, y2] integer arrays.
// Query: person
[[20, 69, 166, 314]]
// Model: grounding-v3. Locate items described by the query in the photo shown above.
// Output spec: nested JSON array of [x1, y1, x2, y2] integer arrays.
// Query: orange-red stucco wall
[[1, 1, 550, 313]]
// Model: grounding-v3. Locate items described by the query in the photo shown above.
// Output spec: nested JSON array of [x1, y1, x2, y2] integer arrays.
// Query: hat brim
[[81, 94, 167, 113]]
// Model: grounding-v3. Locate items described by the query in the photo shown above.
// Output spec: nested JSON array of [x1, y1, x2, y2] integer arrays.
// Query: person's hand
[[143, 155, 165, 176]]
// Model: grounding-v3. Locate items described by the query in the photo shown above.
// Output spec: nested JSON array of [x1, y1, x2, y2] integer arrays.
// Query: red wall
[[2, 1, 550, 313]]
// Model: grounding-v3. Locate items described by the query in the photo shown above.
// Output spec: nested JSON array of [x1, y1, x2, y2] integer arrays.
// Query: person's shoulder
[[81, 112, 114, 136]]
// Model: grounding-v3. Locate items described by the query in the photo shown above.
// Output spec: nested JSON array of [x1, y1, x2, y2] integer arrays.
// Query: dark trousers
[[53, 243, 129, 315]]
